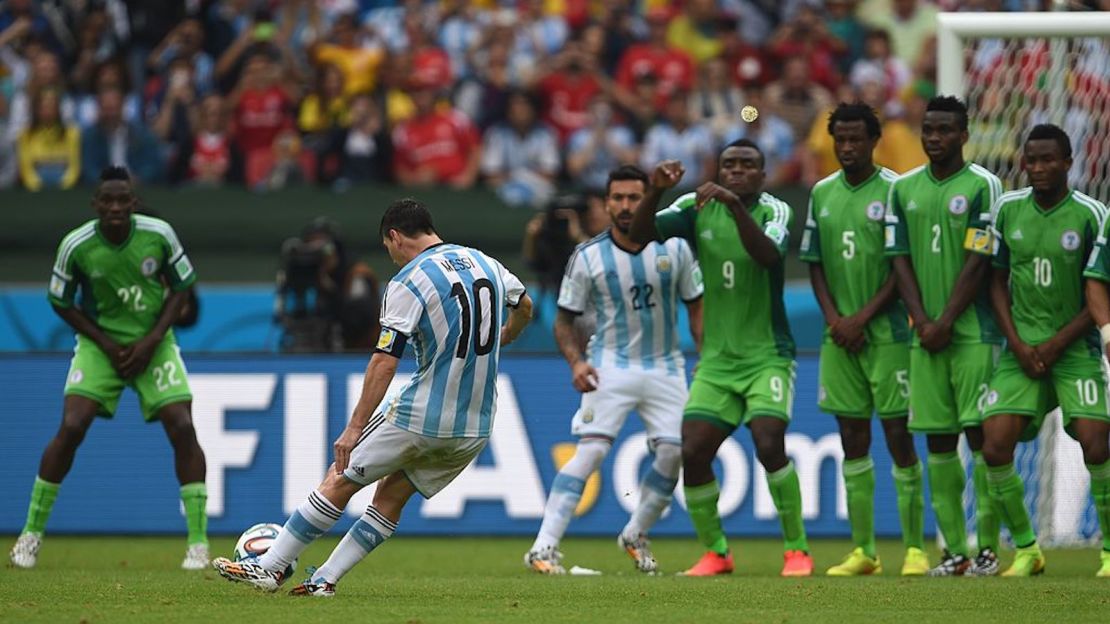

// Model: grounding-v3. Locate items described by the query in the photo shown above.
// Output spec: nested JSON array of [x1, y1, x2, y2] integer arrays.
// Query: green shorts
[[819, 341, 910, 419], [684, 357, 795, 431], [908, 343, 998, 434], [63, 333, 192, 422], [982, 348, 1110, 441]]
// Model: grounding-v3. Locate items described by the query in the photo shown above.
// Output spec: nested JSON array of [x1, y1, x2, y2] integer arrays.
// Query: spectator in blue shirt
[[566, 95, 638, 194], [81, 87, 166, 185], [640, 90, 715, 190], [481, 90, 559, 208]]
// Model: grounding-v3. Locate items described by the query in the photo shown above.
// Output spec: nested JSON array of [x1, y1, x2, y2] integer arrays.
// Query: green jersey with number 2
[[884, 162, 1002, 345], [655, 191, 794, 365], [49, 215, 197, 344]]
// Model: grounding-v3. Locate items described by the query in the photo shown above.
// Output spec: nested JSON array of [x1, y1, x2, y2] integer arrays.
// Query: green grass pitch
[[2, 536, 1107, 623]]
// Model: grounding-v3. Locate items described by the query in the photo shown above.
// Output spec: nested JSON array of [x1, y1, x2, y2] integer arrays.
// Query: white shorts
[[343, 417, 487, 498], [570, 367, 686, 446]]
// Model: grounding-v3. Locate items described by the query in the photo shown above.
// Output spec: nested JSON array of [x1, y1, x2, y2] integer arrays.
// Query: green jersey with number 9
[[655, 191, 794, 365], [48, 215, 197, 344]]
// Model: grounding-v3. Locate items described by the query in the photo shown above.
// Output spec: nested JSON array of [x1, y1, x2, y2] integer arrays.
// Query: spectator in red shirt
[[614, 9, 694, 112], [187, 94, 233, 186], [406, 12, 453, 92], [391, 79, 481, 189], [229, 53, 297, 188], [533, 40, 604, 144], [719, 14, 773, 89]]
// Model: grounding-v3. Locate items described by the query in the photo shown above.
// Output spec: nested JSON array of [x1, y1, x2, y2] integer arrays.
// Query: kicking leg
[[299, 471, 417, 595], [10, 396, 99, 569]]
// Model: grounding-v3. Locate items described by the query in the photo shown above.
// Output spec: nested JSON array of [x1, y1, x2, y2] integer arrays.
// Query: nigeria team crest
[[866, 201, 885, 221], [1061, 230, 1081, 251], [948, 195, 969, 215], [141, 256, 159, 277]]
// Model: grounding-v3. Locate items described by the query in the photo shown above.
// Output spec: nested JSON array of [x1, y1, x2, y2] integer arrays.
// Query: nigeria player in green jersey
[[800, 103, 928, 577], [630, 139, 812, 577], [984, 125, 1110, 577], [8, 167, 208, 571], [885, 96, 1002, 576]]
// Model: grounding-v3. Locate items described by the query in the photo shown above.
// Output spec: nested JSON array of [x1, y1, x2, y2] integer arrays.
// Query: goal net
[[939, 11, 1110, 547]]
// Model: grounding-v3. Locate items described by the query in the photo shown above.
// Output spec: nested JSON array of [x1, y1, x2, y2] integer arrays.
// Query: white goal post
[[937, 11, 1110, 99]]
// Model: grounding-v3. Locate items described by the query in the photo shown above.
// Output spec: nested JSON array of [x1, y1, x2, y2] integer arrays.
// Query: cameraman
[[275, 218, 380, 352], [522, 193, 608, 306]]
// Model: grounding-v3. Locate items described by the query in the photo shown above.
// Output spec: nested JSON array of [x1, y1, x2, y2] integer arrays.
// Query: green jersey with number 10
[[800, 167, 909, 344], [884, 162, 1002, 345], [996, 187, 1107, 354], [48, 215, 197, 345], [655, 191, 794, 367]]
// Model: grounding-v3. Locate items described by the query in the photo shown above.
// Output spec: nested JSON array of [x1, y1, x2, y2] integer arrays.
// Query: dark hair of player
[[1025, 123, 1072, 159], [827, 102, 882, 139], [925, 95, 969, 131], [606, 165, 649, 196], [722, 137, 765, 168], [380, 198, 437, 239], [98, 166, 131, 184]]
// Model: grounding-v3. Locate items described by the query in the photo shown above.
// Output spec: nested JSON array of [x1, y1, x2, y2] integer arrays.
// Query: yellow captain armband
[[964, 228, 994, 255]]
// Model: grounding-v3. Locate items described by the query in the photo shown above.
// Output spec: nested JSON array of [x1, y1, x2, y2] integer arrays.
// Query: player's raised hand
[[333, 425, 362, 474], [694, 182, 740, 210], [651, 160, 685, 189], [571, 360, 599, 393]]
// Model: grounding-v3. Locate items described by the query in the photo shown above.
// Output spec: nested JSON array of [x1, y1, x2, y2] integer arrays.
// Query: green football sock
[[972, 452, 1000, 552], [892, 461, 925, 550], [986, 463, 1036, 548], [927, 451, 968, 556], [21, 477, 60, 536], [767, 461, 808, 552], [180, 482, 208, 546], [684, 480, 728, 555], [1086, 460, 1110, 551], [843, 456, 876, 558]]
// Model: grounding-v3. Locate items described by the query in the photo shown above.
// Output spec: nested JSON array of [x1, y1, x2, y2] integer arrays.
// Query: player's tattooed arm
[[990, 267, 1045, 378], [554, 307, 598, 392], [630, 160, 685, 244], [117, 289, 189, 379], [926, 253, 990, 352], [52, 304, 125, 372]]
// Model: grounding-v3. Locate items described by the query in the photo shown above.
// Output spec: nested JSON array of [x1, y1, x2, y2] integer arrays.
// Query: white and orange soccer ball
[[233, 522, 297, 577]]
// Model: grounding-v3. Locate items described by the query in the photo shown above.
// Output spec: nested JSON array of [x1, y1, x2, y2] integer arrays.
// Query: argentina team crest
[[866, 201, 885, 221], [948, 195, 969, 215], [655, 255, 672, 273], [1061, 230, 1081, 251], [140, 256, 159, 277]]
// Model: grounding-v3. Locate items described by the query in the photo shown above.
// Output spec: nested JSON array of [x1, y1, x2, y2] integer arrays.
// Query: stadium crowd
[[0, 0, 1101, 199]]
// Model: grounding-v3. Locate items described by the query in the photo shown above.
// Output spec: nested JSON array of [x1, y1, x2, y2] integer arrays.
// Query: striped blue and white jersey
[[376, 243, 526, 439], [558, 232, 702, 374]]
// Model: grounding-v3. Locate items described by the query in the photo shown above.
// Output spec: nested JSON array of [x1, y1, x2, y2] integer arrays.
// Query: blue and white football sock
[[314, 505, 397, 584], [260, 490, 342, 573], [622, 442, 681, 539], [531, 439, 609, 552]]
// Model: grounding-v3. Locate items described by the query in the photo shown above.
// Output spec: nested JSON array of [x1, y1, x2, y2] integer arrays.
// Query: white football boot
[[9, 532, 41, 569]]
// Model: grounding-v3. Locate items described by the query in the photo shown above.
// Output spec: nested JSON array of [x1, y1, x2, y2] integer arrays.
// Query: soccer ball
[[233, 522, 297, 577]]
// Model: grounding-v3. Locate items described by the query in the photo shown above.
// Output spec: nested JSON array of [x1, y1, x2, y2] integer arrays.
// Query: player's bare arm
[[686, 297, 703, 352], [989, 266, 1044, 379], [808, 263, 846, 347], [334, 352, 399, 474], [118, 289, 190, 379], [500, 292, 533, 347], [890, 256, 932, 341], [1035, 306, 1093, 371], [51, 303, 125, 371], [925, 252, 990, 352], [629, 160, 684, 244], [696, 182, 780, 269], [554, 307, 597, 393]]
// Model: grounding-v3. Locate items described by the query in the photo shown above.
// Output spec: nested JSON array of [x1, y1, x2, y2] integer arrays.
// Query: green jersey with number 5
[[48, 215, 197, 344], [884, 162, 1002, 345], [655, 191, 794, 364], [800, 167, 909, 344], [995, 187, 1106, 354]]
